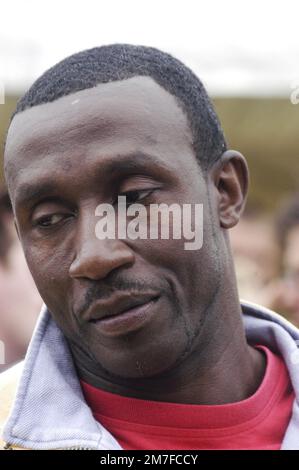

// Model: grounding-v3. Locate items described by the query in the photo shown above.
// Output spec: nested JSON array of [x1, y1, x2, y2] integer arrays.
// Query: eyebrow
[[102, 152, 173, 177], [14, 152, 174, 209]]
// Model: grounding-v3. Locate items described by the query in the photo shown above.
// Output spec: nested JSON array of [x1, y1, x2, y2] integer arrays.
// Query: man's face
[[4, 77, 224, 378]]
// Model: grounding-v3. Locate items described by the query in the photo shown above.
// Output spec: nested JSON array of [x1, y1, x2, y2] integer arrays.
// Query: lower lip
[[91, 298, 160, 337]]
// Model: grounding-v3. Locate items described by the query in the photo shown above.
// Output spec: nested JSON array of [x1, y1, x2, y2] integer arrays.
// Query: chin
[[90, 343, 181, 380]]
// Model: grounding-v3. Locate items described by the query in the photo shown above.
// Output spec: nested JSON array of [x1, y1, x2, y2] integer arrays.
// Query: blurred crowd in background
[[231, 196, 299, 322]]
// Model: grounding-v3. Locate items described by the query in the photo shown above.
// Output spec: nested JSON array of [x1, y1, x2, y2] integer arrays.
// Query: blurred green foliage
[[215, 98, 299, 212]]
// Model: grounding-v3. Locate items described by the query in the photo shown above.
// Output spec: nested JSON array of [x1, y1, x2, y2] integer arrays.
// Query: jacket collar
[[3, 305, 122, 450], [3, 302, 299, 450]]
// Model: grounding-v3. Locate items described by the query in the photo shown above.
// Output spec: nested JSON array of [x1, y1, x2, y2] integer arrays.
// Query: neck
[[69, 292, 266, 405]]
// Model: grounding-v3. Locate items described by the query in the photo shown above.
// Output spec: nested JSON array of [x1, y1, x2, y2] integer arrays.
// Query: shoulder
[[0, 362, 24, 450]]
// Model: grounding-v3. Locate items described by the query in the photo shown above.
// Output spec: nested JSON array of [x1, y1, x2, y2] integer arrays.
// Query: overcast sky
[[1, 0, 299, 96]]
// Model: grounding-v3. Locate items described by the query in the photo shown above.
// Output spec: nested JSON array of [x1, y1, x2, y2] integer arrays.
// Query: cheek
[[132, 222, 222, 316], [25, 248, 66, 283], [22, 243, 72, 316]]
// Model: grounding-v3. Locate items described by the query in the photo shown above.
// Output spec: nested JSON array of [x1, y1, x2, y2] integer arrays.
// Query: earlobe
[[212, 150, 249, 229]]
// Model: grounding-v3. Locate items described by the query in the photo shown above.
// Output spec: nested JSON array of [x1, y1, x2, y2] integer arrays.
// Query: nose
[[69, 216, 135, 281]]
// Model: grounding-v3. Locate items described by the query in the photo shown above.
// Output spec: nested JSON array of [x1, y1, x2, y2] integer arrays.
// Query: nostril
[[69, 241, 135, 281]]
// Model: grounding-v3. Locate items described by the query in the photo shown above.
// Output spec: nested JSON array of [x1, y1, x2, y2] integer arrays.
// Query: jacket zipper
[[3, 443, 94, 450]]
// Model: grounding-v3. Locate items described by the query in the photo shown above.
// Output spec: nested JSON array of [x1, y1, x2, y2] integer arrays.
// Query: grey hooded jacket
[[1, 302, 299, 450]]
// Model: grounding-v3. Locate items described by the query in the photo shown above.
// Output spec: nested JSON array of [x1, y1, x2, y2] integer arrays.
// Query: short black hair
[[13, 44, 227, 169]]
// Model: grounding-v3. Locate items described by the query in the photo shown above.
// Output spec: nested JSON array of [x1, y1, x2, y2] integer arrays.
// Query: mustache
[[75, 274, 170, 318]]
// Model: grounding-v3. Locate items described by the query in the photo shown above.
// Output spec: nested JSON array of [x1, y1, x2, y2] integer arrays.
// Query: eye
[[33, 213, 71, 228], [119, 189, 155, 205]]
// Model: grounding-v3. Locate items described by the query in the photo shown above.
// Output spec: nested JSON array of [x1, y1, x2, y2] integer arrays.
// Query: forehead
[[5, 76, 196, 201]]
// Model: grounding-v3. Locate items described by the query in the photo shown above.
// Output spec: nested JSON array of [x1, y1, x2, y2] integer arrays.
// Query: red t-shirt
[[80, 346, 294, 450]]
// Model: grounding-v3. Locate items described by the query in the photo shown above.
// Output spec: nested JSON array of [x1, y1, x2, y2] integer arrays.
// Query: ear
[[210, 150, 249, 229]]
